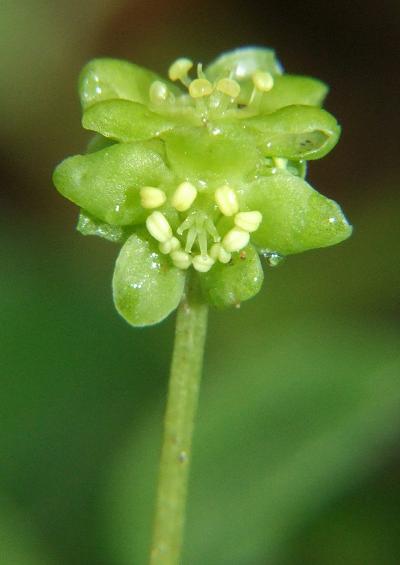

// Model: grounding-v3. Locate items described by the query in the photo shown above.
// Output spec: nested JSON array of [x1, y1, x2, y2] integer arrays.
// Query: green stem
[[150, 274, 208, 565]]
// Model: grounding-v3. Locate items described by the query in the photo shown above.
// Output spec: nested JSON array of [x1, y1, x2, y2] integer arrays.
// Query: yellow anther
[[192, 254, 215, 273], [168, 58, 193, 82], [171, 250, 192, 270], [273, 157, 288, 169], [214, 185, 239, 216], [146, 211, 172, 243], [222, 228, 250, 252], [209, 243, 220, 260], [171, 181, 198, 212], [149, 81, 169, 104], [234, 211, 263, 232], [159, 237, 181, 255], [252, 71, 274, 92], [140, 187, 166, 209], [189, 78, 214, 98], [210, 243, 232, 264], [216, 78, 241, 99]]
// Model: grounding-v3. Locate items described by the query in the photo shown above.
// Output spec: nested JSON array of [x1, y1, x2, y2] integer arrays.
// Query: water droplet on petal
[[261, 250, 286, 267]]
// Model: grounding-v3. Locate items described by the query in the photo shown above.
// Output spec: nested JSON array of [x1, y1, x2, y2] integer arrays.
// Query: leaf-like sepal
[[241, 171, 352, 255], [77, 210, 129, 243], [82, 100, 176, 142], [163, 127, 259, 183], [199, 244, 264, 308], [112, 232, 185, 326], [53, 142, 172, 225], [245, 105, 340, 160], [86, 134, 116, 154], [79, 58, 180, 110], [259, 75, 328, 114]]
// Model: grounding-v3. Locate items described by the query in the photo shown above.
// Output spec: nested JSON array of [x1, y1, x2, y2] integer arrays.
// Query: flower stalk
[[150, 273, 208, 565]]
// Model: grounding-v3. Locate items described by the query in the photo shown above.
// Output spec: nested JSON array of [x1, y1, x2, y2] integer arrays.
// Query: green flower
[[53, 47, 352, 326]]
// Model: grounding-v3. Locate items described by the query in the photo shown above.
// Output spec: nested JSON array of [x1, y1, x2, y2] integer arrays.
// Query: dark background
[[1, 1, 399, 564]]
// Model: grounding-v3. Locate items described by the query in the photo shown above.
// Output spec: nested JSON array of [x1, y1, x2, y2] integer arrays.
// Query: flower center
[[140, 182, 262, 273], [149, 57, 275, 119]]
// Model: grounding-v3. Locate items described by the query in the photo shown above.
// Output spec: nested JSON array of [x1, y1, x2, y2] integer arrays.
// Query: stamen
[[234, 211, 263, 232], [149, 81, 170, 104], [159, 237, 180, 254], [222, 228, 250, 252], [192, 254, 215, 273], [273, 157, 288, 169], [171, 250, 191, 270], [196, 63, 206, 79], [168, 58, 193, 85], [140, 187, 166, 209], [189, 78, 213, 98], [171, 182, 197, 212], [210, 243, 231, 264], [209, 244, 220, 260], [215, 185, 239, 216], [252, 71, 274, 92], [216, 78, 241, 99], [146, 211, 173, 243]]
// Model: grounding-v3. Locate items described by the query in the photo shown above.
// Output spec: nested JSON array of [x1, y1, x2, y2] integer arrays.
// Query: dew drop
[[261, 250, 286, 267]]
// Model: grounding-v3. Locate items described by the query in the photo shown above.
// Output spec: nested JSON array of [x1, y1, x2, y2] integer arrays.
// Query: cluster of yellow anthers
[[141, 183, 262, 273], [149, 57, 274, 107]]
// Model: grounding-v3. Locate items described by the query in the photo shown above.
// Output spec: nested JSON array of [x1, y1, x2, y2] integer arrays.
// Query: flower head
[[53, 47, 352, 326]]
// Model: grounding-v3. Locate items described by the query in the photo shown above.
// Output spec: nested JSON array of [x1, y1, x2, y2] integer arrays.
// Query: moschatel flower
[[53, 47, 352, 326]]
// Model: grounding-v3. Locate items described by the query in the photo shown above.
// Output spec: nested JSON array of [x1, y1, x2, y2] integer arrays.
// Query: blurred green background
[[1, 1, 399, 564]]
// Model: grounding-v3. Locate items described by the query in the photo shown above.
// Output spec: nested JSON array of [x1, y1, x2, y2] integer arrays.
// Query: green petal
[[82, 99, 175, 142], [79, 58, 180, 110], [77, 210, 129, 243], [86, 133, 116, 153], [245, 105, 340, 160], [240, 171, 352, 255], [112, 232, 185, 326], [199, 245, 264, 309], [259, 74, 329, 113], [53, 142, 172, 225], [206, 47, 283, 104], [163, 127, 259, 184], [206, 47, 283, 78]]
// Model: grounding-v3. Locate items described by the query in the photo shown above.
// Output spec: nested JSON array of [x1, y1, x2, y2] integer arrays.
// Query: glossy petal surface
[[82, 100, 176, 142], [112, 232, 185, 326], [241, 172, 352, 255], [79, 58, 180, 110], [53, 142, 172, 225], [245, 105, 340, 160], [163, 127, 259, 183], [259, 75, 328, 113], [199, 245, 264, 308], [206, 47, 282, 104]]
